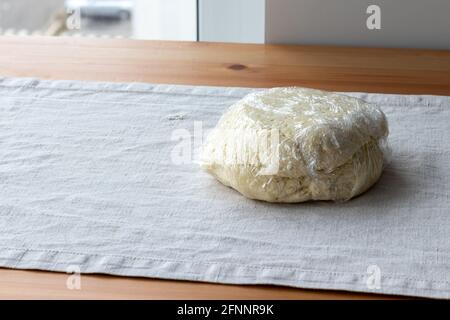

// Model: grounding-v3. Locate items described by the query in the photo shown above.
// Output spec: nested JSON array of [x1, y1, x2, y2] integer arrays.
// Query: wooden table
[[1, 36, 449, 300]]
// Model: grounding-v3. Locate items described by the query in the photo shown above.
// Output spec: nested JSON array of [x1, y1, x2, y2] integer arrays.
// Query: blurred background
[[0, 0, 449, 49], [0, 0, 134, 38], [0, 0, 197, 40]]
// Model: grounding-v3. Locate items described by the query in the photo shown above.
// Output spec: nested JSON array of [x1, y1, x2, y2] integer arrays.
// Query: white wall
[[199, 0, 450, 49], [265, 0, 450, 49], [133, 0, 197, 41], [199, 0, 265, 43]]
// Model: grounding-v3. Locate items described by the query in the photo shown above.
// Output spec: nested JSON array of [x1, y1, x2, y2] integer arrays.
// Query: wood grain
[[1, 36, 450, 94], [0, 268, 401, 300], [0, 36, 443, 300]]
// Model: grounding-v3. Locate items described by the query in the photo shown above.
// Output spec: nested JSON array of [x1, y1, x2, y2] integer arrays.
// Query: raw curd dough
[[201, 87, 389, 202]]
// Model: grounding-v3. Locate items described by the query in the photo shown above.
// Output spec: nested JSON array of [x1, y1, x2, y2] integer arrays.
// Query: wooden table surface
[[1, 36, 449, 300]]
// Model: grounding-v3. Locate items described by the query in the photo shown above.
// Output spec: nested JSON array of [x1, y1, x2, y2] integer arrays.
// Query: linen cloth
[[0, 77, 449, 299]]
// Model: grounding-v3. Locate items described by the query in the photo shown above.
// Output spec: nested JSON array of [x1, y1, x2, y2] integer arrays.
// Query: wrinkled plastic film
[[201, 87, 390, 203]]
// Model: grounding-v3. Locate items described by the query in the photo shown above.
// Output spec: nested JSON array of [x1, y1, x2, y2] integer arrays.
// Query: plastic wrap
[[201, 87, 390, 203]]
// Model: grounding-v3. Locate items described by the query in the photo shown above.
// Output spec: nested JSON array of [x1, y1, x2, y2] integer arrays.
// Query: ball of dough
[[201, 87, 389, 203]]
